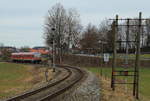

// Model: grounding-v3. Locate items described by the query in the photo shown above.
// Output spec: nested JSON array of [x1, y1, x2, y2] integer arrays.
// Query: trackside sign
[[103, 53, 110, 62]]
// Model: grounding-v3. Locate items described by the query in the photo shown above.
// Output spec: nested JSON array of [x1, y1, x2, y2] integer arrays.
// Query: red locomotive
[[11, 52, 41, 63]]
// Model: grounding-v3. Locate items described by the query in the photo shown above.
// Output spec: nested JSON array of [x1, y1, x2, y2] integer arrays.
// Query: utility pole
[[111, 15, 118, 90], [133, 12, 142, 99]]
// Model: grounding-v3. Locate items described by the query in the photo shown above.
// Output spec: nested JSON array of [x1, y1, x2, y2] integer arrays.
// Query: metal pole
[[101, 42, 103, 76], [53, 38, 55, 72], [125, 19, 129, 65], [51, 27, 56, 72], [136, 12, 142, 99]]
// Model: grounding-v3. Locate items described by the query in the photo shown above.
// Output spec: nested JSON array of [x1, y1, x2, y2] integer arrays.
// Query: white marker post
[[104, 53, 110, 63], [103, 53, 110, 79]]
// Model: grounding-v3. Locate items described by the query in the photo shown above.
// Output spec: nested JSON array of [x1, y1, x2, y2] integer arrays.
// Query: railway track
[[4, 64, 85, 101]]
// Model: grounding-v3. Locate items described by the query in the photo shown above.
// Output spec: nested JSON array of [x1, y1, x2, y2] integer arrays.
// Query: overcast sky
[[0, 0, 150, 47]]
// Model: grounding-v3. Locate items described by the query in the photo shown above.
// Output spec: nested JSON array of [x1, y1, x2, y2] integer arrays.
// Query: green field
[[0, 62, 46, 99], [98, 54, 150, 59], [116, 54, 150, 59], [87, 67, 150, 100]]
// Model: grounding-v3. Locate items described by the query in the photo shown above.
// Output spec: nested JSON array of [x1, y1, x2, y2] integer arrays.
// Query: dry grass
[[27, 66, 45, 84], [100, 76, 135, 101], [99, 75, 148, 101], [23, 65, 53, 84], [0, 63, 53, 99], [22, 65, 53, 86]]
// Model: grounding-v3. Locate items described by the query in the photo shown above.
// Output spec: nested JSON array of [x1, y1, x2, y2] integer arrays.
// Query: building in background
[[30, 46, 51, 55]]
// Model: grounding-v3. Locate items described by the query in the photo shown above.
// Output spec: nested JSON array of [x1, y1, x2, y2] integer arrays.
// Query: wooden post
[[109, 12, 144, 99], [111, 15, 118, 90], [134, 12, 142, 99]]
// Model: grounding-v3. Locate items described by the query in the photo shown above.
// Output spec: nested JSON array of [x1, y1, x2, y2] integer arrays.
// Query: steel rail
[[37, 65, 84, 101]]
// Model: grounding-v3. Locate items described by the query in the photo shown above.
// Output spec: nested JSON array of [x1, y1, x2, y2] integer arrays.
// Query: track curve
[[4, 64, 85, 101]]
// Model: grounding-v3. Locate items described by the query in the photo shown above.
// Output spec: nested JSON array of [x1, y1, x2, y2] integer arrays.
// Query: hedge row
[[61, 55, 150, 68]]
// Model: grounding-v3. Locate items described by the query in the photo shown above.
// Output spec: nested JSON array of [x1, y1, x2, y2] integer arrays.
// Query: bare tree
[[44, 3, 82, 62], [98, 19, 112, 52], [65, 9, 82, 53], [0, 43, 4, 47], [44, 3, 66, 47], [98, 19, 110, 41], [79, 24, 99, 54], [145, 19, 150, 47]]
